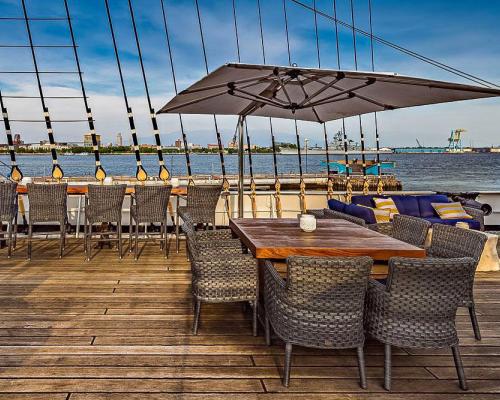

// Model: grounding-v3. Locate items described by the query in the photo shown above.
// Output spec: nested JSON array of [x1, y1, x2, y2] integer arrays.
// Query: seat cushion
[[390, 195, 420, 217], [424, 217, 481, 231], [344, 203, 377, 224], [417, 195, 450, 218], [327, 198, 347, 213]]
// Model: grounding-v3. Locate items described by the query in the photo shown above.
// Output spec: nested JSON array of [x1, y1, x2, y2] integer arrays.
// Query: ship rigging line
[[194, 0, 231, 215], [350, 0, 369, 195], [283, 0, 307, 213], [128, 0, 170, 183], [20, 0, 63, 181], [232, 0, 257, 217], [368, 0, 383, 194], [104, 0, 147, 182], [333, 0, 352, 201], [0, 89, 23, 182], [63, 0, 105, 182], [289, 0, 498, 89], [159, 0, 193, 185], [312, 0, 333, 198], [256, 0, 282, 217]]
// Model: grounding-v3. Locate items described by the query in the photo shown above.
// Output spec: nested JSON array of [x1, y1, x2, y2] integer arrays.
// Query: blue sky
[[1, 0, 499, 148]]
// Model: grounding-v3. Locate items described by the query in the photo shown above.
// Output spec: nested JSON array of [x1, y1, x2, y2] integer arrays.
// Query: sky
[[0, 0, 499, 148]]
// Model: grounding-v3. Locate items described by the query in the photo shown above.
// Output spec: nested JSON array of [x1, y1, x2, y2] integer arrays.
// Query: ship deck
[[0, 238, 500, 399]]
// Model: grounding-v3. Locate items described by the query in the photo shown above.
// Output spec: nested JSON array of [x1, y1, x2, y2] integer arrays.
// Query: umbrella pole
[[238, 116, 245, 218]]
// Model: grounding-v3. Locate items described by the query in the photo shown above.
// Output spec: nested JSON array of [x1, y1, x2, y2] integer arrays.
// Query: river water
[[1, 153, 499, 192]]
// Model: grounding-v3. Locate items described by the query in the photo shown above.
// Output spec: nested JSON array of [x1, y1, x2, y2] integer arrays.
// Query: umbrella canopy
[[158, 63, 500, 122]]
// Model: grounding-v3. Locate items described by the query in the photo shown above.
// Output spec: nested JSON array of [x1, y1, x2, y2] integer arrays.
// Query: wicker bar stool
[[188, 228, 258, 336], [26, 183, 68, 260], [175, 184, 222, 253], [264, 256, 373, 388], [365, 256, 476, 391], [369, 214, 431, 248], [84, 184, 126, 261], [129, 185, 172, 260], [427, 224, 487, 340], [0, 182, 18, 258]]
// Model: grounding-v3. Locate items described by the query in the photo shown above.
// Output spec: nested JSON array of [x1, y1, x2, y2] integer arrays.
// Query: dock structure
[[0, 240, 499, 397]]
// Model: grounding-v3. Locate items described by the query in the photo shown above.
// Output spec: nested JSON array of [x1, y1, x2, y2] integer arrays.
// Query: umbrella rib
[[305, 80, 375, 108], [306, 94, 353, 108], [231, 87, 288, 107], [273, 73, 293, 106], [296, 75, 344, 107], [352, 91, 395, 110], [230, 91, 285, 111], [160, 88, 229, 113], [179, 73, 272, 95]]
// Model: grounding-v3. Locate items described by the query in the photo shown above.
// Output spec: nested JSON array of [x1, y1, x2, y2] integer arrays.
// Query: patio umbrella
[[158, 63, 500, 216]]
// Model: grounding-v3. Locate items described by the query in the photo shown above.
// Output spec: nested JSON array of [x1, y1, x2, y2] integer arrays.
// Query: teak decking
[[0, 239, 499, 399]]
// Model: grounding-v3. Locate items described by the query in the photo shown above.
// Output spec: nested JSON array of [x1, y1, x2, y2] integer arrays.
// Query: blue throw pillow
[[417, 195, 450, 218], [345, 203, 377, 224], [328, 198, 347, 213]]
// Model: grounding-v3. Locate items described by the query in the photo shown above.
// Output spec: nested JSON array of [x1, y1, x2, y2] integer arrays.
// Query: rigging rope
[[0, 89, 23, 182], [21, 0, 63, 181], [159, 0, 193, 186], [283, 0, 307, 213], [349, 0, 369, 195], [256, 0, 282, 217], [63, 0, 105, 183], [368, 0, 383, 195], [104, 0, 147, 182], [194, 0, 230, 216], [312, 0, 333, 199], [128, 0, 170, 183], [232, 0, 257, 217], [333, 0, 352, 202], [290, 0, 499, 89]]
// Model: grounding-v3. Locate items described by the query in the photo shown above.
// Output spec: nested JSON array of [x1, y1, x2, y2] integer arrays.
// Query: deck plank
[[0, 238, 498, 397]]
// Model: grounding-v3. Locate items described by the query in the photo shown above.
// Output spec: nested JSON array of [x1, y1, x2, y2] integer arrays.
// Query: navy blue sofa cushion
[[351, 195, 375, 208], [328, 198, 347, 213], [417, 194, 450, 218], [425, 217, 480, 230], [345, 203, 377, 225], [390, 195, 420, 217]]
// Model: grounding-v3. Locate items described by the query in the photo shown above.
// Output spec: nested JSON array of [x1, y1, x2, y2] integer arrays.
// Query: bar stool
[[26, 183, 68, 260], [0, 182, 18, 258], [84, 184, 126, 261], [129, 184, 172, 260], [175, 184, 222, 253]]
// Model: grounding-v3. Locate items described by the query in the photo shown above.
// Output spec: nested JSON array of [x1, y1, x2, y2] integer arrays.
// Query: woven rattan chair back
[[184, 185, 221, 224], [428, 223, 487, 262], [385, 257, 474, 319], [87, 184, 126, 223], [0, 182, 17, 221], [286, 256, 372, 314], [391, 214, 431, 247], [133, 185, 172, 222], [323, 208, 366, 226], [27, 183, 67, 223]]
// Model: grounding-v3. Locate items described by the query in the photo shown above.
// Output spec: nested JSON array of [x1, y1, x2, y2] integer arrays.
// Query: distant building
[[116, 133, 123, 147], [227, 140, 237, 149], [189, 143, 201, 150], [13, 134, 23, 145], [83, 133, 101, 147], [174, 138, 184, 149], [207, 144, 220, 150]]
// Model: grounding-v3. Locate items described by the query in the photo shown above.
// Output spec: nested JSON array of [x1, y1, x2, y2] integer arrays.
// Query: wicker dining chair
[[0, 182, 18, 258], [176, 184, 222, 253], [369, 214, 431, 248], [84, 184, 126, 261], [26, 183, 68, 260], [188, 229, 258, 336], [264, 256, 373, 388], [365, 256, 476, 391], [129, 185, 172, 260], [427, 224, 487, 340], [306, 208, 366, 226]]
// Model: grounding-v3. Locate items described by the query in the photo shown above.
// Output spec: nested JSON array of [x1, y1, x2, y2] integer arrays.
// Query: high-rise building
[[116, 132, 123, 146], [175, 138, 183, 149], [13, 133, 23, 145], [83, 134, 101, 147]]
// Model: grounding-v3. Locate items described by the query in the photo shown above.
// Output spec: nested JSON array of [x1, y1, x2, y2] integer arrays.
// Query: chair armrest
[[463, 206, 485, 231], [366, 278, 391, 314], [192, 242, 245, 260], [193, 254, 257, 277], [368, 222, 393, 236], [195, 229, 235, 241], [306, 209, 325, 219]]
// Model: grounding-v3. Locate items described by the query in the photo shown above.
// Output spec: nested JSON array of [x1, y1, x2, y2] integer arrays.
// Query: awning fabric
[[158, 63, 500, 123]]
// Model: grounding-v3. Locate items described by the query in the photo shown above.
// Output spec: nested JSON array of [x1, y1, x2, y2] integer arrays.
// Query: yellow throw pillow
[[432, 202, 472, 220], [359, 205, 391, 223], [373, 197, 399, 219]]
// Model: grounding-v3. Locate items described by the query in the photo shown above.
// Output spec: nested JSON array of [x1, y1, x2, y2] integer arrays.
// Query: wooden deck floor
[[0, 238, 500, 399]]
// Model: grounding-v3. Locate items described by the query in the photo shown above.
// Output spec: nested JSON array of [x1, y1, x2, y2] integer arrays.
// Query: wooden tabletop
[[229, 218, 426, 260], [16, 185, 187, 196]]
